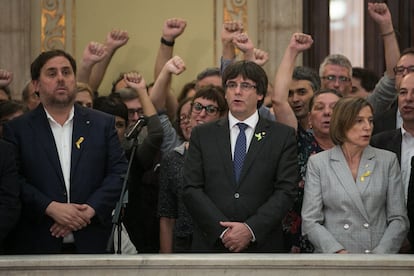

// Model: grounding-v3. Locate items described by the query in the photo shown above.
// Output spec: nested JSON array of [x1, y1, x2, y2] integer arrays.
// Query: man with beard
[[3, 50, 127, 254]]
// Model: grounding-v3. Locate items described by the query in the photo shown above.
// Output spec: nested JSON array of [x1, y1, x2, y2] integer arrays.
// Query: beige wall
[[75, 0, 218, 95]]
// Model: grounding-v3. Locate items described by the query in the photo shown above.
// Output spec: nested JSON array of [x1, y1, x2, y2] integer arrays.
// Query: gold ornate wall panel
[[223, 0, 249, 31], [41, 0, 75, 54]]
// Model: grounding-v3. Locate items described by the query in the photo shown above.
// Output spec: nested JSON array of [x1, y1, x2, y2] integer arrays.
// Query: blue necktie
[[234, 123, 248, 183]]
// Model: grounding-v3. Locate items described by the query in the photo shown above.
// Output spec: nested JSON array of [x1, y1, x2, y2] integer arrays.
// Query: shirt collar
[[228, 110, 259, 130], [44, 106, 75, 125]]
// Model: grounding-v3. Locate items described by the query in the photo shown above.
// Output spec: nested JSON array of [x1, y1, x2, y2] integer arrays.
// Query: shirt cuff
[[244, 223, 256, 242]]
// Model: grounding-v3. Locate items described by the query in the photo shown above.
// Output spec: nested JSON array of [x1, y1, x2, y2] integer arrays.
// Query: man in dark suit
[[183, 60, 298, 253], [371, 72, 414, 253], [0, 139, 20, 253], [3, 50, 127, 254]]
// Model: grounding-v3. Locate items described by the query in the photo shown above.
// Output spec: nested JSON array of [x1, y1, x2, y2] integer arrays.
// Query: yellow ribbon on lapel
[[75, 137, 84, 149]]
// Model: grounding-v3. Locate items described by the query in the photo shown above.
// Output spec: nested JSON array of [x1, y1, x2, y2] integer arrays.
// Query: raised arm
[[272, 33, 313, 130], [77, 42, 108, 85], [154, 18, 187, 80], [87, 30, 129, 92], [150, 56, 186, 112], [220, 21, 243, 73], [232, 33, 269, 66], [124, 72, 156, 117], [368, 2, 400, 79]]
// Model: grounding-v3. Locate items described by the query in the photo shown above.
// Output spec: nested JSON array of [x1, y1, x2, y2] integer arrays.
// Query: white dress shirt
[[46, 106, 74, 242]]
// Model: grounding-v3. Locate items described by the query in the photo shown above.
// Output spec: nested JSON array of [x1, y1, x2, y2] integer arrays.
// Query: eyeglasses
[[179, 114, 191, 124], [321, 75, 351, 83], [225, 81, 257, 91], [191, 102, 220, 115], [393, 66, 414, 75], [127, 108, 144, 117]]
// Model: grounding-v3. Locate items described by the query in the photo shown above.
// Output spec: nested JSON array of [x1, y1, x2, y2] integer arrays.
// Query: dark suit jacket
[[371, 129, 414, 252], [0, 139, 20, 253], [183, 116, 298, 253], [3, 104, 127, 254], [372, 101, 398, 136]]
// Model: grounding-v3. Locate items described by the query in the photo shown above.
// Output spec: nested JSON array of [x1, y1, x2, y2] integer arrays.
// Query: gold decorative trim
[[41, 0, 66, 51], [223, 0, 248, 27]]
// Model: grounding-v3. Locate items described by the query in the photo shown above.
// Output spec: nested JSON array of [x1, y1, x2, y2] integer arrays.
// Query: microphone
[[125, 116, 147, 140]]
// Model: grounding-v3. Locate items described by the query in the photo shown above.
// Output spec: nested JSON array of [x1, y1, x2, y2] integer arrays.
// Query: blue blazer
[[3, 104, 127, 254]]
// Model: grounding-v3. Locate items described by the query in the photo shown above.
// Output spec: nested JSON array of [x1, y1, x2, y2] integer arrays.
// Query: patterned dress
[[282, 125, 323, 253]]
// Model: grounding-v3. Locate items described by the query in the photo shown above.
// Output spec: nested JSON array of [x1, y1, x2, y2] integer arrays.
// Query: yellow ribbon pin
[[75, 137, 84, 149], [254, 132, 266, 141], [360, 170, 371, 182]]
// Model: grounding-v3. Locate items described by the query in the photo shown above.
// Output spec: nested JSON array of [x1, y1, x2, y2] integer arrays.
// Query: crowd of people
[[0, 2, 413, 255]]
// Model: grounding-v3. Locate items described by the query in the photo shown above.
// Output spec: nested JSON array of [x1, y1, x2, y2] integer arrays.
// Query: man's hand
[[367, 2, 392, 30], [252, 48, 270, 66], [221, 21, 244, 45], [164, 56, 186, 75], [0, 69, 13, 88], [289, 33, 313, 54], [82, 41, 108, 67], [220, 221, 252, 252], [45, 201, 90, 231], [162, 18, 187, 42], [124, 72, 147, 93], [105, 29, 129, 52]]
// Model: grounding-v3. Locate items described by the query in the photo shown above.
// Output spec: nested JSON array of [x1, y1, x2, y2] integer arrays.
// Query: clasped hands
[[46, 201, 95, 238], [220, 221, 252, 253]]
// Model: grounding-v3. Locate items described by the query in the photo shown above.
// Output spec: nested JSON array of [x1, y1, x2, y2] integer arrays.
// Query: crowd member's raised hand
[[162, 18, 187, 43], [124, 72, 147, 93], [124, 72, 158, 118], [164, 55, 186, 76], [367, 2, 399, 79], [0, 69, 13, 88], [81, 41, 108, 68], [221, 20, 243, 60], [368, 2, 393, 34], [289, 33, 314, 54], [105, 29, 129, 53], [251, 48, 270, 66], [151, 56, 186, 112]]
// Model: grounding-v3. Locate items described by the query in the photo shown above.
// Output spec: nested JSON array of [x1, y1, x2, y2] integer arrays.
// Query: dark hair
[[111, 70, 140, 92], [196, 67, 221, 82], [177, 80, 197, 102], [110, 87, 139, 102], [174, 97, 193, 140], [293, 66, 321, 92], [401, 47, 414, 57], [93, 96, 128, 123], [192, 85, 228, 116], [352, 67, 379, 92], [31, 49, 77, 81], [309, 88, 343, 111], [222, 60, 268, 108], [0, 100, 25, 120], [330, 97, 373, 145]]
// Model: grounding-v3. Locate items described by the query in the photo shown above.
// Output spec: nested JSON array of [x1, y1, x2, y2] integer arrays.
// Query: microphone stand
[[106, 131, 140, 254]]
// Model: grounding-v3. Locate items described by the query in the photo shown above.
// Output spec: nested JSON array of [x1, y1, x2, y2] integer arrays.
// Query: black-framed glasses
[[225, 81, 257, 91], [321, 75, 351, 83], [191, 102, 220, 115], [393, 65, 414, 75]]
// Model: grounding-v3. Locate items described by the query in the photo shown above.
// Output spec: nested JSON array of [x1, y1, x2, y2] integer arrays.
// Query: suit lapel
[[31, 105, 65, 185], [238, 118, 269, 184], [215, 118, 235, 186], [356, 146, 376, 195], [330, 146, 369, 220], [71, 106, 91, 179]]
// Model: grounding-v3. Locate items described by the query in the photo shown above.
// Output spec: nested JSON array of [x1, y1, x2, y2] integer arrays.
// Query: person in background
[[351, 67, 379, 99], [0, 100, 25, 138], [21, 81, 40, 111], [75, 82, 94, 108], [159, 86, 227, 253], [0, 69, 12, 101], [302, 97, 408, 253]]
